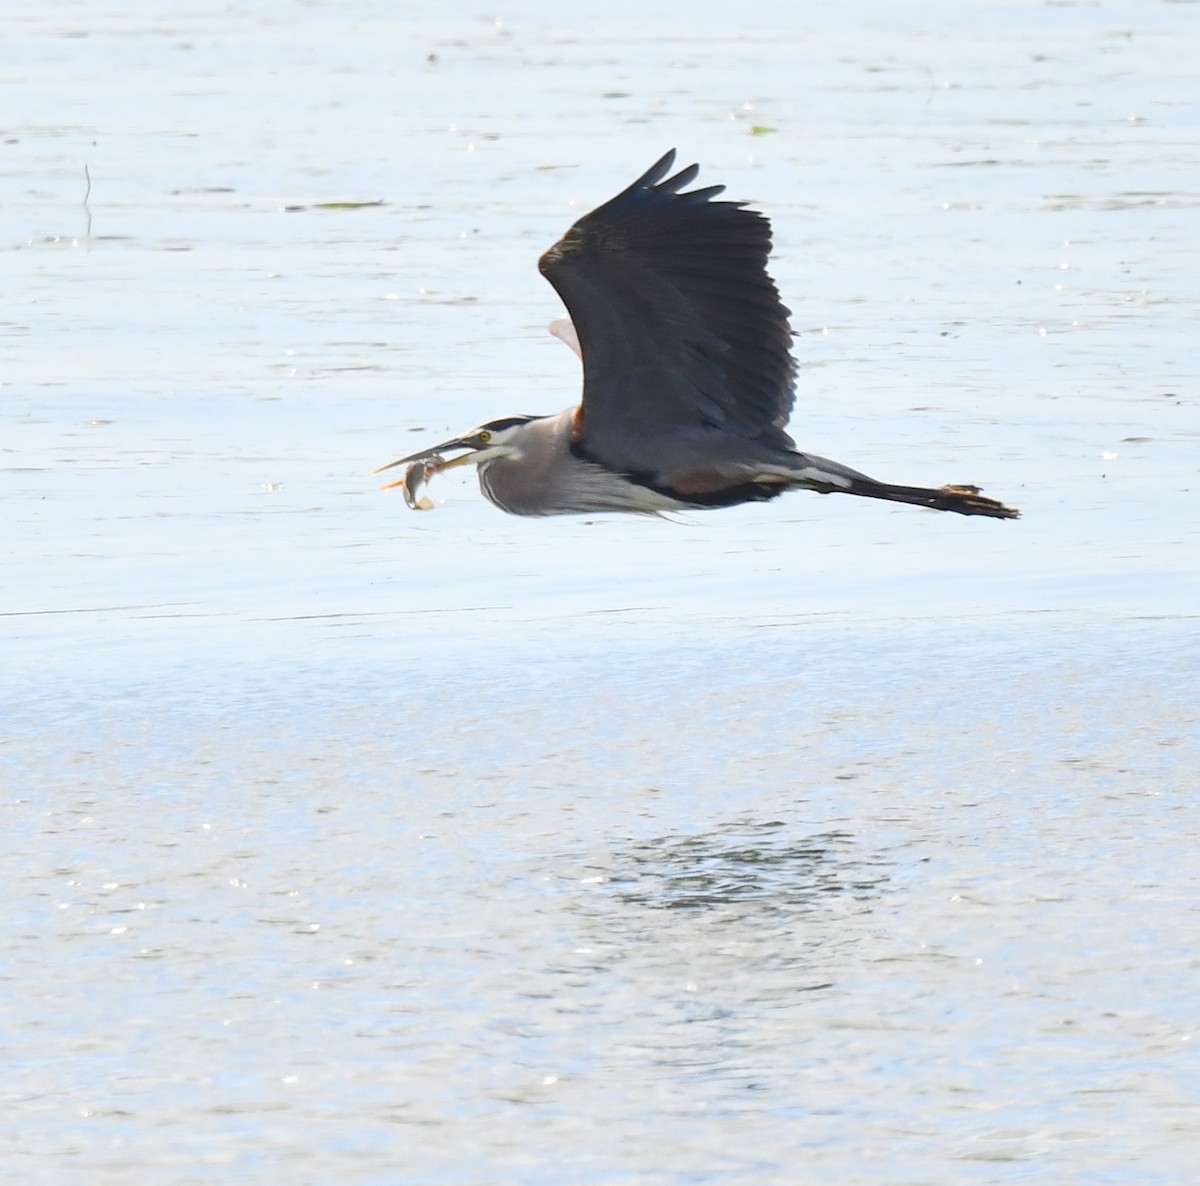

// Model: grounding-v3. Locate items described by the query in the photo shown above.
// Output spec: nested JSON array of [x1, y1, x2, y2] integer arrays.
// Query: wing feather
[[538, 149, 796, 475]]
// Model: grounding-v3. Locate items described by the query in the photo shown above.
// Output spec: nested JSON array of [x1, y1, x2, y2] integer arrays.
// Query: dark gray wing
[[538, 149, 796, 474]]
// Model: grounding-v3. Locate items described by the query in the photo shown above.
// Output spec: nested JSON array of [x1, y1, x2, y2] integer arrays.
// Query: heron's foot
[[939, 484, 1020, 519]]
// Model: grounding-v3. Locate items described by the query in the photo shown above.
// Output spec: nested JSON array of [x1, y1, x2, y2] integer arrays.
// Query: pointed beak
[[374, 434, 483, 489]]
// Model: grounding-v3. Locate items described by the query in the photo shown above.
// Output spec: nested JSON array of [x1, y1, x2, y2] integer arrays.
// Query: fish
[[398, 454, 443, 511]]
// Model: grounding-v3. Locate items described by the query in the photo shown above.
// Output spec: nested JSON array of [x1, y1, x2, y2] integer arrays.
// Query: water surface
[[5, 1, 1199, 1182]]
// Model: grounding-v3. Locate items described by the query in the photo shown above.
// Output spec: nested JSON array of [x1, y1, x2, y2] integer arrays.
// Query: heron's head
[[375, 415, 538, 487]]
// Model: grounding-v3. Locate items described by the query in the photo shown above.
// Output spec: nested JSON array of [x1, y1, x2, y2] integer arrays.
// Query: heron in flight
[[378, 150, 1019, 520]]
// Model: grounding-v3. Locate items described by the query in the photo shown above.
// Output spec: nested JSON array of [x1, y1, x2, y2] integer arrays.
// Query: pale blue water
[[4, 1, 1199, 1182]]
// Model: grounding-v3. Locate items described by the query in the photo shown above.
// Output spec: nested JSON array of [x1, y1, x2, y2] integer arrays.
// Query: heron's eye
[[478, 430, 492, 443]]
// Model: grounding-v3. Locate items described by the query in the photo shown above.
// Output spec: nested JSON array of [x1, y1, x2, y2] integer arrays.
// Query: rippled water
[[5, 1, 1199, 1182]]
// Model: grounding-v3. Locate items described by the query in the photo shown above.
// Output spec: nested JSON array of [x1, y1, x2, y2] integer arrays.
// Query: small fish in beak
[[375, 434, 484, 511], [394, 454, 444, 511]]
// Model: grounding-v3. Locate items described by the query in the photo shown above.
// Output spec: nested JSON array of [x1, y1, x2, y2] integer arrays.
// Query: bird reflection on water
[[606, 820, 889, 913]]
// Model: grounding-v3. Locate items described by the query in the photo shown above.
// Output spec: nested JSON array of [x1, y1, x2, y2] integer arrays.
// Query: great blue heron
[[378, 150, 1019, 520]]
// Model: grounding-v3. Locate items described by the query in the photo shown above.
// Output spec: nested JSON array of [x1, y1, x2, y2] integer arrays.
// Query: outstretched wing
[[538, 149, 796, 475]]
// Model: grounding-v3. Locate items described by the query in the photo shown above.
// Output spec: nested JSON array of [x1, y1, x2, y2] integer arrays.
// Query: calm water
[[5, 1, 1199, 1182]]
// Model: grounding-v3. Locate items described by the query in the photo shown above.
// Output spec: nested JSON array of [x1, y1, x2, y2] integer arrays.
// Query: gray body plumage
[[475, 409, 880, 517], [474, 410, 679, 516], [377, 151, 1019, 522]]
